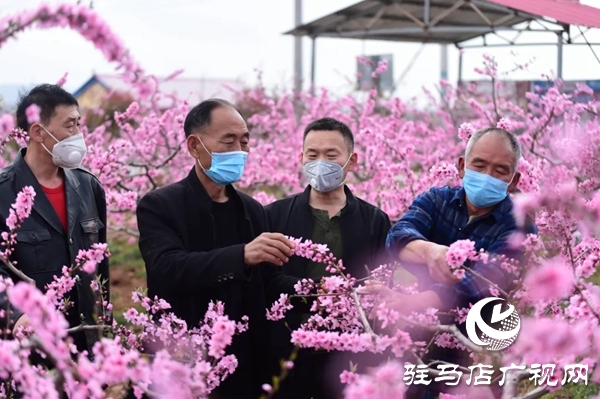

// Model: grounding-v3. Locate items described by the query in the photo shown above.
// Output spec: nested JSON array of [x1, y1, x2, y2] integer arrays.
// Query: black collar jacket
[[0, 148, 108, 352], [264, 185, 393, 396], [136, 167, 299, 398], [265, 185, 392, 281]]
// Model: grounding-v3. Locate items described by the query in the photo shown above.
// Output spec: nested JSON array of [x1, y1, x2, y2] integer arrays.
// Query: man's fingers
[[267, 255, 284, 266], [438, 261, 460, 283], [262, 245, 289, 264], [357, 280, 383, 293], [263, 233, 295, 247], [261, 252, 284, 266], [357, 282, 391, 298], [264, 238, 293, 258], [432, 268, 452, 285]]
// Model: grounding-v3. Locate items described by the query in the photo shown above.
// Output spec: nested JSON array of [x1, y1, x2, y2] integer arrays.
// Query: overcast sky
[[1, 0, 600, 100]]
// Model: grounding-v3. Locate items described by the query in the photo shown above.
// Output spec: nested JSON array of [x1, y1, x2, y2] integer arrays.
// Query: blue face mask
[[196, 137, 248, 186], [462, 168, 512, 208]]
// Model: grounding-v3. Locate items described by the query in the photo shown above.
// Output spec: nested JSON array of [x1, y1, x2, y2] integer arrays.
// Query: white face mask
[[40, 125, 88, 169]]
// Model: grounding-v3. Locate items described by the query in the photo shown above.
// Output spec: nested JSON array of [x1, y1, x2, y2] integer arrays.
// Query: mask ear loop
[[38, 124, 60, 157], [38, 124, 60, 143], [335, 154, 354, 189], [195, 135, 213, 171]]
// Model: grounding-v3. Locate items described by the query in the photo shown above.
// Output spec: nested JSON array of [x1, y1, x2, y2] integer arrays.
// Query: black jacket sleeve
[[374, 209, 394, 270], [0, 260, 24, 329], [137, 191, 249, 293], [258, 204, 303, 305]]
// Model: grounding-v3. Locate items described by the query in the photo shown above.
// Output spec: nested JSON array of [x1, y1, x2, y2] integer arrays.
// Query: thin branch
[[409, 352, 441, 377], [289, 292, 345, 298], [326, 259, 377, 338], [0, 256, 34, 284], [490, 77, 501, 123], [501, 369, 528, 399], [465, 267, 509, 297], [351, 289, 376, 337], [573, 248, 590, 263], [66, 324, 111, 334], [398, 314, 484, 354]]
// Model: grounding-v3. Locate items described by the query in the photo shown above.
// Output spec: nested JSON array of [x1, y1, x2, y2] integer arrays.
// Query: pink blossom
[[266, 293, 293, 321], [0, 114, 15, 134], [525, 258, 575, 301], [262, 383, 272, 393], [25, 104, 41, 124], [340, 370, 359, 384], [56, 72, 68, 87], [458, 122, 474, 142], [446, 239, 478, 269]]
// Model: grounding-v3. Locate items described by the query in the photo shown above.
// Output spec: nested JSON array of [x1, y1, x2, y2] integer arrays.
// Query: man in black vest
[[265, 117, 392, 399], [136, 99, 300, 399]]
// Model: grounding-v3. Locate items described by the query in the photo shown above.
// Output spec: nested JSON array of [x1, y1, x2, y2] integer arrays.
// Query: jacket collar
[[282, 184, 368, 278], [451, 186, 513, 222], [184, 166, 247, 216], [14, 148, 82, 236], [183, 166, 255, 249], [297, 185, 359, 217]]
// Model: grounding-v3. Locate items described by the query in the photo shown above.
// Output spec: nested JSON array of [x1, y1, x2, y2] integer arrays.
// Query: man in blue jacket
[[366, 127, 537, 399]]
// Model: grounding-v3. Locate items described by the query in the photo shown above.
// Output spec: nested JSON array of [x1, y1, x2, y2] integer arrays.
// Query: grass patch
[[108, 236, 145, 276], [540, 383, 599, 399], [107, 235, 147, 324]]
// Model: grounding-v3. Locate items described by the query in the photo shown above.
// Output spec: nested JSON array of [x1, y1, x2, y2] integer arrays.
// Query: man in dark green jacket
[[265, 117, 392, 399]]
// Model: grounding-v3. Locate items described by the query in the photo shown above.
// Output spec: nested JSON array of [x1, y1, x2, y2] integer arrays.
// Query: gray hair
[[465, 128, 521, 172]]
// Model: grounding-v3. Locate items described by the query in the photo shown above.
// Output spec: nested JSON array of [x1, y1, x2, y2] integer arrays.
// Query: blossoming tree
[[2, 3, 600, 399]]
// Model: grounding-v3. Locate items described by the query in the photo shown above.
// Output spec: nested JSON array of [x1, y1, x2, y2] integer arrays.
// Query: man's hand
[[244, 233, 296, 266], [12, 314, 30, 337], [425, 244, 460, 284], [358, 281, 404, 314], [359, 281, 445, 315], [357, 280, 396, 300]]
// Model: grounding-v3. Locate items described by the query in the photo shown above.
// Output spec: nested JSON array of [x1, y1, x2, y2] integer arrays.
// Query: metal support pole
[[424, 0, 430, 26], [458, 49, 464, 85], [440, 44, 448, 99], [294, 0, 303, 93], [310, 37, 316, 95], [557, 32, 563, 79]]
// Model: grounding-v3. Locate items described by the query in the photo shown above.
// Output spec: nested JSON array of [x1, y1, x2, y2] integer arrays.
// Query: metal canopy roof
[[489, 0, 600, 30], [285, 0, 592, 46]]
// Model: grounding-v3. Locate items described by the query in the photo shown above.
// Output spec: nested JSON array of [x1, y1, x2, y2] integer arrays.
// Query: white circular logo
[[465, 297, 520, 351]]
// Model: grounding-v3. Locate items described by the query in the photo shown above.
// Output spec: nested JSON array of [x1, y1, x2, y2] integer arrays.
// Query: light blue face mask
[[462, 168, 513, 208], [196, 137, 248, 186]]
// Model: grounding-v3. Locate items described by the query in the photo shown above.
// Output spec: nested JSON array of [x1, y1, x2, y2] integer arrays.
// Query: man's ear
[[457, 156, 466, 179], [186, 135, 200, 158], [508, 171, 521, 192], [347, 152, 358, 172], [28, 124, 44, 143]]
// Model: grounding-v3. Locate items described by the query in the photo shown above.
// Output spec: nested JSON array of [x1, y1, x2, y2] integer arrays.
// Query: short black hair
[[183, 98, 241, 138], [302, 117, 354, 152], [16, 84, 79, 132]]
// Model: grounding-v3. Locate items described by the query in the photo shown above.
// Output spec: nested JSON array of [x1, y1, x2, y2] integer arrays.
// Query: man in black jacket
[[265, 117, 392, 399], [0, 84, 108, 356], [136, 99, 300, 399]]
